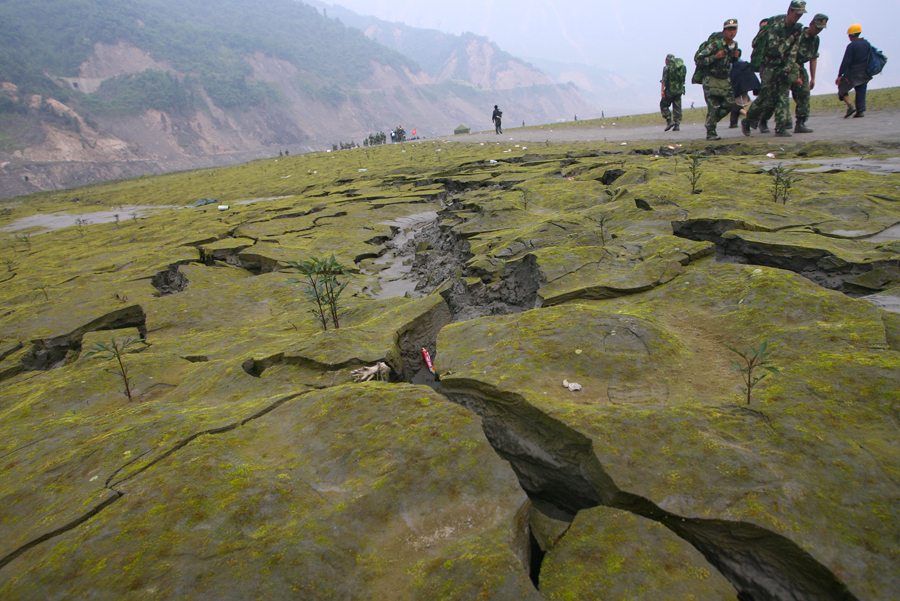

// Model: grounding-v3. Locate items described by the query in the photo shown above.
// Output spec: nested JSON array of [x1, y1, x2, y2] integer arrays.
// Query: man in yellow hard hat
[[836, 23, 872, 118]]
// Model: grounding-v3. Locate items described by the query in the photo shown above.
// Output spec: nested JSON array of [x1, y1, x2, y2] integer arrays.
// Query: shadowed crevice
[[440, 377, 860, 601]]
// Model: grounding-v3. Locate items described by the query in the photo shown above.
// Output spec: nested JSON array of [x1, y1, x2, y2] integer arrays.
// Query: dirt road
[[451, 108, 900, 146]]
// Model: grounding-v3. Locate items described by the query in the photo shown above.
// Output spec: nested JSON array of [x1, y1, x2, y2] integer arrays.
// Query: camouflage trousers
[[746, 67, 793, 132], [660, 92, 682, 123], [759, 65, 810, 123], [703, 77, 734, 135]]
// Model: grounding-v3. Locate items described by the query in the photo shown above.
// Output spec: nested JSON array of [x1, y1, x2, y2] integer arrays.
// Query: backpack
[[750, 15, 781, 72], [668, 59, 686, 94], [867, 45, 888, 77], [692, 32, 723, 84]]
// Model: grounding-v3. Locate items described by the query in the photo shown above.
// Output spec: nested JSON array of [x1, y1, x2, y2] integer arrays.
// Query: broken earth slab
[[720, 229, 900, 294], [539, 506, 736, 599], [754, 156, 900, 174], [0, 384, 539, 601], [534, 236, 715, 306], [433, 261, 899, 600], [250, 295, 452, 383]]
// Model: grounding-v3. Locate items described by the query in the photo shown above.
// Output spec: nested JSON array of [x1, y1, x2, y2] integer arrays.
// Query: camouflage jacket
[[796, 28, 821, 65], [760, 17, 803, 72], [695, 33, 740, 79], [660, 64, 669, 84]]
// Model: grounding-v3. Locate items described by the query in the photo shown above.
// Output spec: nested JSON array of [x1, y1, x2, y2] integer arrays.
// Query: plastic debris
[[358, 168, 368, 172], [422, 348, 436, 375], [766, 153, 776, 158], [567, 177, 575, 180], [562, 379, 583, 392], [489, 160, 498, 164], [217, 205, 229, 211], [187, 198, 218, 208], [351, 362, 391, 382]]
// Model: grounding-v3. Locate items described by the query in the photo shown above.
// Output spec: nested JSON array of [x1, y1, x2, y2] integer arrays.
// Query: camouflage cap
[[811, 13, 828, 28], [789, 0, 807, 15], [666, 54, 675, 60], [723, 18, 738, 29]]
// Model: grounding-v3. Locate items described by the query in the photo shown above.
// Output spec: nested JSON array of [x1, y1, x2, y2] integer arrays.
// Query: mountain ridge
[[0, 0, 594, 198]]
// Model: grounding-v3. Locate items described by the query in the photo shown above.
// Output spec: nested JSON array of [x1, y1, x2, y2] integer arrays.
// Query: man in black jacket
[[492, 105, 503, 134], [836, 24, 872, 118], [729, 52, 761, 128]]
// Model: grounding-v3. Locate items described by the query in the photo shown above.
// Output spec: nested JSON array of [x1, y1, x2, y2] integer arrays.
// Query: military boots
[[665, 120, 675, 131], [794, 119, 813, 133]]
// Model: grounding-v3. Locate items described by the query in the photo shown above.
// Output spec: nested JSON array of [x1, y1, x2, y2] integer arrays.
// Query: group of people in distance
[[660, 1, 880, 140]]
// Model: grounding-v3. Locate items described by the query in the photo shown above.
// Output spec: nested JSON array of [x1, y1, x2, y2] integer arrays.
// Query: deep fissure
[[439, 379, 861, 601], [673, 219, 900, 297]]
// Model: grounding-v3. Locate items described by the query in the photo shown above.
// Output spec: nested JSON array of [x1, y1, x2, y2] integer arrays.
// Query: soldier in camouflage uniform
[[792, 14, 827, 132], [743, 1, 807, 137], [660, 54, 685, 131], [758, 13, 827, 133], [695, 19, 740, 141]]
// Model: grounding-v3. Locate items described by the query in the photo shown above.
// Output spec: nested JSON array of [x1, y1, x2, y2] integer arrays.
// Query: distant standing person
[[695, 19, 740, 140], [492, 105, 503, 134], [660, 54, 686, 131], [836, 24, 872, 118]]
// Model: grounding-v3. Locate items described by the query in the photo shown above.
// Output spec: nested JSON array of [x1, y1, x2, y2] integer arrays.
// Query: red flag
[[412, 128, 417, 136]]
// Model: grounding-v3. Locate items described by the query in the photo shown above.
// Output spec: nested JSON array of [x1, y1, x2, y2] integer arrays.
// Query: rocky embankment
[[0, 138, 898, 599]]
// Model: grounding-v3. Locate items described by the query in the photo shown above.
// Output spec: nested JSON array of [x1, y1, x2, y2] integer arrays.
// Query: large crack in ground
[[439, 378, 861, 601], [405, 208, 544, 322], [673, 219, 900, 297]]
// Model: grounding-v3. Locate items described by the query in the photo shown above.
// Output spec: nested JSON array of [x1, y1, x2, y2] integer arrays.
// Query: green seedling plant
[[682, 152, 706, 194], [770, 163, 798, 204], [598, 213, 612, 245], [84, 337, 141, 401], [725, 340, 781, 405], [34, 283, 50, 300], [287, 255, 352, 330]]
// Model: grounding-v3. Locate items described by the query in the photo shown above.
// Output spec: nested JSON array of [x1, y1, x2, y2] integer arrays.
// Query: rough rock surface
[[0, 138, 898, 599]]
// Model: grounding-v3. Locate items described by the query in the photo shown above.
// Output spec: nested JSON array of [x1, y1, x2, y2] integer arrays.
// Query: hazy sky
[[321, 0, 898, 113]]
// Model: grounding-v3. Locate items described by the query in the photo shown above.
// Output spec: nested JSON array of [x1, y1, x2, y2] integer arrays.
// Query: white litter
[[351, 362, 391, 382], [217, 205, 229, 211], [766, 153, 776, 158], [562, 379, 584, 392], [489, 160, 498, 164], [358, 169, 368, 172]]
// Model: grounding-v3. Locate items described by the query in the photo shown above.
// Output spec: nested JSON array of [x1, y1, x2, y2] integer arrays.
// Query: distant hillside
[[0, 0, 594, 198], [306, 1, 556, 91]]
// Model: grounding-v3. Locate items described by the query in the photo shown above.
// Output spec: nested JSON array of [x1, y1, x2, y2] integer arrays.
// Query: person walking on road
[[743, 1, 807, 137], [792, 13, 828, 132], [695, 19, 741, 141], [729, 51, 761, 128], [492, 105, 503, 134], [660, 54, 686, 131], [837, 24, 872, 118]]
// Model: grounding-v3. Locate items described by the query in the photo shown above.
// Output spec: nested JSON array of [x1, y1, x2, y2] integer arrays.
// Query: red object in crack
[[421, 347, 435, 374]]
